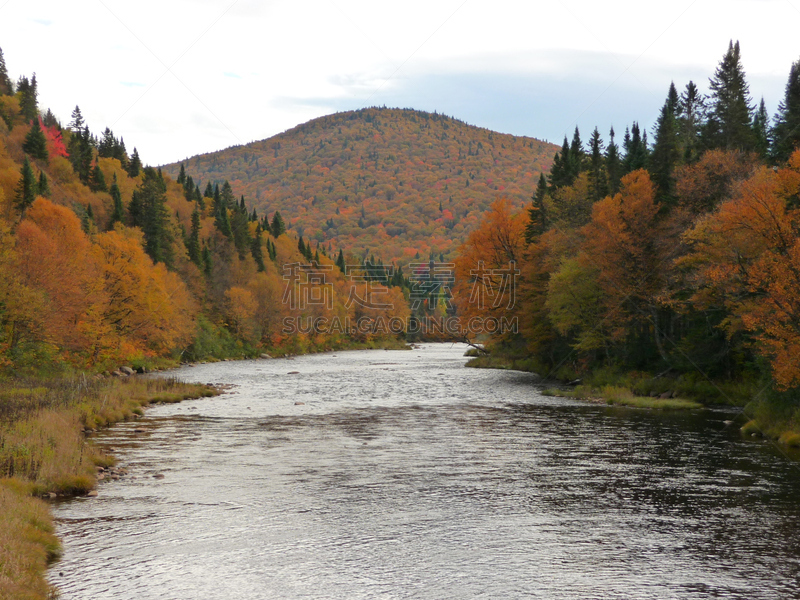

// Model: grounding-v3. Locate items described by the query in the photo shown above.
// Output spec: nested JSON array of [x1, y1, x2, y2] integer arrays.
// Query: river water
[[49, 344, 800, 599]]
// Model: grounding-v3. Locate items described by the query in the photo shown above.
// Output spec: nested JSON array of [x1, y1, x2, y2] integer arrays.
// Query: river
[[49, 343, 800, 599]]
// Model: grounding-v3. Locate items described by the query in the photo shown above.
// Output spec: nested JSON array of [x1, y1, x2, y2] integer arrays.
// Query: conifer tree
[[231, 202, 251, 259], [587, 127, 608, 202], [127, 147, 142, 177], [42, 108, 59, 129], [98, 128, 117, 158], [0, 47, 12, 96], [752, 98, 769, 158], [298, 236, 306, 257], [771, 58, 800, 163], [202, 244, 213, 277], [68, 106, 85, 132], [23, 118, 48, 161], [187, 205, 202, 266], [177, 164, 186, 186], [268, 239, 277, 262], [650, 83, 681, 203], [82, 204, 96, 234], [270, 211, 286, 237], [37, 170, 50, 197], [702, 40, 756, 151], [109, 174, 125, 227], [251, 225, 266, 272], [677, 81, 706, 163], [203, 181, 214, 198], [622, 123, 648, 173], [138, 167, 173, 265], [549, 137, 574, 189], [68, 126, 94, 183], [605, 127, 622, 194], [91, 162, 107, 192], [568, 126, 584, 179], [128, 190, 143, 228], [336, 249, 345, 273], [15, 157, 37, 213], [17, 74, 38, 122], [215, 202, 233, 239], [525, 173, 548, 244], [220, 181, 235, 210]]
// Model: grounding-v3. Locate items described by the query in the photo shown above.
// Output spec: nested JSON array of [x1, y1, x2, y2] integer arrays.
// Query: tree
[[752, 98, 770, 159], [524, 173, 548, 243], [771, 58, 800, 164], [37, 170, 50, 197], [91, 162, 107, 192], [649, 83, 680, 204], [98, 128, 117, 158], [16, 74, 38, 121], [622, 123, 648, 173], [68, 126, 94, 183], [548, 137, 573, 189], [137, 167, 173, 265], [251, 225, 266, 272], [587, 127, 608, 203], [68, 106, 85, 132], [15, 157, 38, 213], [336, 249, 345, 272], [177, 164, 186, 186], [127, 147, 142, 178], [0, 47, 12, 95], [187, 205, 202, 266], [605, 127, 622, 194], [109, 175, 125, 228], [702, 40, 755, 152], [23, 118, 48, 161], [270, 211, 286, 237], [677, 81, 706, 163]]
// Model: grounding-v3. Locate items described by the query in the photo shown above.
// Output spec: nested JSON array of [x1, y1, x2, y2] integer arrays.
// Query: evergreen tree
[[231, 202, 251, 259], [568, 126, 584, 179], [650, 83, 681, 203], [267, 239, 277, 262], [702, 40, 756, 151], [177, 164, 186, 186], [91, 162, 107, 192], [127, 147, 142, 177], [68, 106, 85, 132], [17, 74, 38, 122], [128, 190, 143, 228], [771, 58, 800, 164], [187, 205, 202, 266], [525, 173, 548, 243], [0, 47, 12, 96], [42, 108, 59, 129], [270, 211, 286, 237], [752, 97, 770, 158], [202, 244, 212, 277], [549, 137, 574, 189], [622, 123, 648, 173], [98, 128, 117, 158], [137, 167, 173, 265], [203, 181, 214, 198], [251, 225, 266, 272], [183, 175, 195, 202], [14, 157, 37, 213], [677, 81, 706, 163], [109, 174, 125, 228], [220, 180, 235, 210], [336, 249, 346, 273], [605, 127, 622, 194], [298, 236, 306, 257], [587, 127, 608, 202], [215, 202, 233, 239], [68, 126, 94, 183], [37, 170, 50, 197], [82, 203, 95, 234], [22, 118, 48, 161]]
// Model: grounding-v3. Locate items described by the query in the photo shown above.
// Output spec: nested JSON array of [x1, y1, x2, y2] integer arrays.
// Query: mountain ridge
[[163, 107, 557, 261]]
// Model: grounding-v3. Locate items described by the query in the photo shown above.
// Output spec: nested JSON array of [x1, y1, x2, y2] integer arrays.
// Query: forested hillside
[[459, 41, 800, 441], [163, 108, 557, 262]]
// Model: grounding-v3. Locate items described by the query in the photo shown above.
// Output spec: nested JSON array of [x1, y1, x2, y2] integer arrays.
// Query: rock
[[48, 492, 57, 499], [136, 366, 147, 374], [133, 428, 146, 433], [260, 353, 272, 359], [97, 474, 105, 481], [153, 473, 165, 479], [112, 370, 124, 377], [659, 391, 673, 399], [86, 490, 98, 497], [110, 474, 120, 481], [294, 401, 305, 406], [120, 366, 135, 376], [723, 420, 734, 426], [567, 378, 582, 386], [287, 371, 300, 375], [96, 466, 105, 472]]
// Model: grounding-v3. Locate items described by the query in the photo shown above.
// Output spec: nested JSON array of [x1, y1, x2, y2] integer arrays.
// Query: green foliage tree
[[187, 205, 202, 266], [771, 58, 800, 164], [752, 98, 770, 158], [91, 162, 107, 192], [0, 46, 12, 95], [37, 170, 50, 197], [702, 40, 755, 152], [68, 105, 84, 131], [16, 74, 38, 122], [587, 127, 608, 202], [23, 118, 48, 161], [251, 225, 266, 272], [109, 175, 125, 228], [622, 123, 648, 173], [650, 83, 681, 203], [605, 127, 622, 194], [525, 173, 548, 243], [68, 126, 94, 183], [270, 211, 286, 237], [15, 157, 38, 213], [677, 81, 705, 163], [127, 147, 142, 177], [137, 167, 173, 265]]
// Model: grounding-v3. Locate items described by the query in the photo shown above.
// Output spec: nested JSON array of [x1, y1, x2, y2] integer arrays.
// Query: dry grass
[[543, 385, 704, 410], [0, 375, 219, 600]]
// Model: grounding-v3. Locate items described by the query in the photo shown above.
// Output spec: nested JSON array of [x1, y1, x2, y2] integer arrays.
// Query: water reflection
[[50, 344, 800, 599]]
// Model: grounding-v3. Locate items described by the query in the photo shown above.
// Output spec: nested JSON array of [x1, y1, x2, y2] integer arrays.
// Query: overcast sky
[[1, 0, 798, 165]]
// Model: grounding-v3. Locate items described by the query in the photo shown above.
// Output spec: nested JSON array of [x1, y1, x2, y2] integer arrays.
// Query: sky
[[1, 0, 799, 165]]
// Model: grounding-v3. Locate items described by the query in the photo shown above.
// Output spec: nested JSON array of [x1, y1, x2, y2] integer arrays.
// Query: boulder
[[120, 366, 135, 376], [112, 370, 124, 377], [260, 353, 272, 359], [153, 473, 165, 479], [86, 490, 98, 497], [659, 391, 673, 399], [294, 401, 305, 406]]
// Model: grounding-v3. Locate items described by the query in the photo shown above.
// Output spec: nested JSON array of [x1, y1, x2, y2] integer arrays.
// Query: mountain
[[163, 107, 557, 262]]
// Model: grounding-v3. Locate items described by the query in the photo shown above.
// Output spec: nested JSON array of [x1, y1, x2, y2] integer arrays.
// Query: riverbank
[[0, 376, 219, 600], [464, 353, 800, 443]]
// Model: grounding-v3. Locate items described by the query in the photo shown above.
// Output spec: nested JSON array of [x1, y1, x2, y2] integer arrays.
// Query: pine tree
[[23, 118, 48, 161], [549, 137, 573, 189], [251, 225, 265, 272], [138, 167, 173, 265], [220, 180, 235, 210], [525, 173, 548, 243], [336, 249, 346, 272], [109, 174, 125, 228], [622, 122, 648, 173], [650, 83, 681, 203], [231, 202, 251, 259], [702, 40, 756, 151], [771, 58, 800, 164], [37, 170, 50, 197], [202, 244, 213, 277], [270, 211, 286, 237], [215, 202, 233, 239], [128, 190, 143, 228], [68, 126, 94, 183], [82, 204, 96, 234], [14, 157, 37, 213], [98, 128, 117, 158], [0, 46, 12, 96], [42, 108, 59, 129], [17, 74, 38, 122], [677, 81, 706, 163], [605, 127, 622, 194], [68, 106, 85, 132], [127, 147, 142, 177], [752, 97, 769, 158], [203, 181, 214, 198], [587, 127, 608, 202], [91, 162, 107, 192], [568, 126, 584, 179], [267, 239, 277, 262], [177, 164, 186, 186], [298, 236, 306, 257], [187, 205, 202, 266]]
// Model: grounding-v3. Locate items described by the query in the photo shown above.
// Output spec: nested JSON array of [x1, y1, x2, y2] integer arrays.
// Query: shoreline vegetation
[[465, 351, 800, 446]]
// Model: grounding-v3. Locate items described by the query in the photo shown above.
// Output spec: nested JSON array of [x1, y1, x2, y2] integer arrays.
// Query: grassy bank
[[541, 385, 704, 410], [0, 376, 219, 600]]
